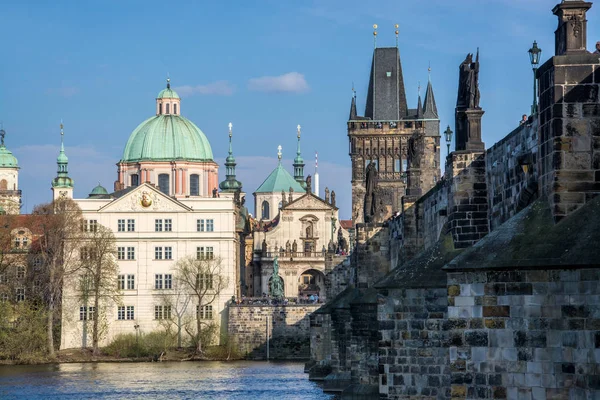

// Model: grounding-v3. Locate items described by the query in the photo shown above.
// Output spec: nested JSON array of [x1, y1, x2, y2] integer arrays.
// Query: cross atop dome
[[277, 145, 282, 162]]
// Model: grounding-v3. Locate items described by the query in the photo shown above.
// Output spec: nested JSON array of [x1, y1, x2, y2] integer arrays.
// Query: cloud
[[174, 81, 235, 97], [46, 86, 80, 97], [248, 72, 309, 94]]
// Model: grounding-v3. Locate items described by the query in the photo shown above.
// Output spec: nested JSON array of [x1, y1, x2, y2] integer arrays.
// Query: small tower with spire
[[52, 122, 74, 201], [293, 124, 306, 189], [0, 126, 22, 214], [219, 122, 243, 193]]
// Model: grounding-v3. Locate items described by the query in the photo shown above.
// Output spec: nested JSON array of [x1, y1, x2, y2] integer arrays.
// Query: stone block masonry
[[446, 268, 600, 399], [228, 304, 320, 360]]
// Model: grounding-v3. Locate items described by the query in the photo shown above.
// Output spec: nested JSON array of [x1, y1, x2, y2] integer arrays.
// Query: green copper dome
[[121, 115, 213, 162], [0, 145, 18, 168], [89, 184, 108, 197], [255, 163, 305, 194], [157, 87, 180, 99]]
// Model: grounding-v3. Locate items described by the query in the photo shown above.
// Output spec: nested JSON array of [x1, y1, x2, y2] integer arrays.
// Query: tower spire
[[52, 121, 74, 199], [219, 122, 242, 193], [417, 82, 423, 119], [423, 66, 439, 119], [349, 83, 357, 120], [293, 125, 306, 189]]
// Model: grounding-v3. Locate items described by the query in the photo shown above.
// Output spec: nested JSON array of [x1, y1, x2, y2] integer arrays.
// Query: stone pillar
[[538, 1, 599, 222], [455, 108, 485, 151], [552, 0, 592, 56]]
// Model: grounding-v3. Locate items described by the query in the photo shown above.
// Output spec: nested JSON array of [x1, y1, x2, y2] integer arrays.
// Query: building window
[[261, 201, 270, 220], [197, 219, 205, 232], [127, 274, 135, 290], [118, 219, 125, 232], [394, 159, 401, 172], [118, 306, 135, 320], [155, 274, 173, 289], [89, 220, 98, 232], [117, 306, 125, 320], [173, 104, 178, 115], [190, 174, 200, 196], [155, 219, 163, 232], [118, 275, 125, 290], [165, 219, 172, 232], [0, 293, 8, 302], [14, 238, 20, 248], [159, 103, 163, 114], [158, 174, 170, 195], [197, 305, 213, 320], [196, 246, 214, 260], [155, 247, 163, 260], [206, 219, 214, 232], [79, 306, 96, 321], [131, 174, 139, 187], [155, 305, 172, 320], [402, 159, 408, 172], [197, 273, 213, 290], [127, 219, 135, 232], [16, 266, 25, 279], [16, 288, 25, 302], [126, 306, 135, 320], [127, 247, 135, 260], [206, 247, 214, 259], [165, 247, 172, 260], [22, 237, 28, 247], [166, 103, 170, 115], [117, 247, 125, 260]]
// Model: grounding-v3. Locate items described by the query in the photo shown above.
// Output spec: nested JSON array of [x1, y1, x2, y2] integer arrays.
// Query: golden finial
[[373, 24, 378, 48], [395, 24, 399, 47]]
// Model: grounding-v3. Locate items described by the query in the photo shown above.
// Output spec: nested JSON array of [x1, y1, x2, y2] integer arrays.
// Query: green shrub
[[0, 302, 48, 362], [103, 330, 179, 359]]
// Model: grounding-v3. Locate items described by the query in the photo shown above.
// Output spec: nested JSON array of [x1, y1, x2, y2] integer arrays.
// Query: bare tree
[[30, 199, 84, 357], [173, 255, 229, 353], [156, 283, 192, 349], [76, 223, 121, 355]]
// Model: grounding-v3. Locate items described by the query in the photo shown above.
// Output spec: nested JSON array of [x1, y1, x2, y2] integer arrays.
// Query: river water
[[0, 361, 334, 399]]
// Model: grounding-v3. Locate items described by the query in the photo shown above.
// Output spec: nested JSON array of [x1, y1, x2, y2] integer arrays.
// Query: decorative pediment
[[98, 184, 191, 213], [284, 193, 335, 211]]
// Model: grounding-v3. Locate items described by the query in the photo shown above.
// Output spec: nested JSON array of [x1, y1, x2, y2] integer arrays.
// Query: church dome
[[121, 116, 213, 162], [88, 184, 109, 198], [255, 163, 304, 194], [157, 87, 180, 99], [0, 145, 18, 168]]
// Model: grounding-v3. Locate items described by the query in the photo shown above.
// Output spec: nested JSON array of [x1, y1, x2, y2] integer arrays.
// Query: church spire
[[219, 122, 242, 193], [52, 121, 74, 200], [349, 84, 357, 120], [293, 124, 306, 189], [417, 82, 423, 119], [423, 66, 439, 119]]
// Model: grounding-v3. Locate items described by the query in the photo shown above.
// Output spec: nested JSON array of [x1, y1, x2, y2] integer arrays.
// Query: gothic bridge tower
[[348, 28, 441, 224]]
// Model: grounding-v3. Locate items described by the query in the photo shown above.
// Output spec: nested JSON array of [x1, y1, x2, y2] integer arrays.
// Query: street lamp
[[444, 125, 453, 155], [528, 40, 542, 115]]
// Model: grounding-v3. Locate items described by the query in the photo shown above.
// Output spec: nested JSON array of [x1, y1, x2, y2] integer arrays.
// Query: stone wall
[[486, 121, 539, 230], [228, 304, 320, 360], [446, 268, 600, 399]]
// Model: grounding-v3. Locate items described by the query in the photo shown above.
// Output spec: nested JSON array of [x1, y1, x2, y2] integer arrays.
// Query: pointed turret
[[293, 125, 306, 189], [423, 71, 439, 119], [349, 86, 357, 120], [417, 83, 423, 119], [219, 122, 243, 193], [52, 122, 74, 200], [0, 127, 22, 214]]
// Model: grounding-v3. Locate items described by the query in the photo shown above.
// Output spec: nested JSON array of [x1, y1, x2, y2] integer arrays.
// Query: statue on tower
[[363, 161, 378, 223], [270, 256, 284, 299], [457, 50, 480, 110]]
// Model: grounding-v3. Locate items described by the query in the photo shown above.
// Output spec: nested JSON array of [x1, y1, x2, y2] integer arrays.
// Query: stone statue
[[262, 239, 267, 255], [212, 187, 218, 198], [408, 136, 421, 169], [281, 190, 287, 206], [270, 256, 284, 299], [233, 188, 241, 204], [292, 240, 298, 253], [306, 175, 312, 193], [457, 50, 480, 109], [325, 187, 330, 203], [236, 196, 249, 232], [285, 240, 291, 255], [363, 161, 378, 223], [289, 187, 294, 203], [331, 191, 336, 207]]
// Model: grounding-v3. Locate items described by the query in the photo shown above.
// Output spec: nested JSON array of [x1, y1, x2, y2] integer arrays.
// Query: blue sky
[[1, 0, 598, 219]]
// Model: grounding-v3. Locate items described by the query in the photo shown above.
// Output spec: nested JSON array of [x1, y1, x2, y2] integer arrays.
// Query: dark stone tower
[[348, 46, 441, 224]]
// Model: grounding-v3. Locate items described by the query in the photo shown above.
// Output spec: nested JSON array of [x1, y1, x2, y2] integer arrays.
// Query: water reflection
[[0, 361, 333, 399]]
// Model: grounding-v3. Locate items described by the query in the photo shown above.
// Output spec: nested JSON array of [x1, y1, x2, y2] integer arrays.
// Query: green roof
[[89, 184, 109, 197], [157, 87, 180, 99], [255, 163, 305, 193], [121, 115, 213, 163], [0, 145, 18, 168]]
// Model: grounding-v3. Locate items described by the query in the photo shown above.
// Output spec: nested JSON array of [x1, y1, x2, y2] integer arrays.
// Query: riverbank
[[0, 346, 245, 366]]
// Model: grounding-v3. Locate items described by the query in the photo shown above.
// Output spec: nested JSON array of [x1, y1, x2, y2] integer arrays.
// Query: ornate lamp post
[[444, 125, 453, 155], [528, 41, 542, 115]]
